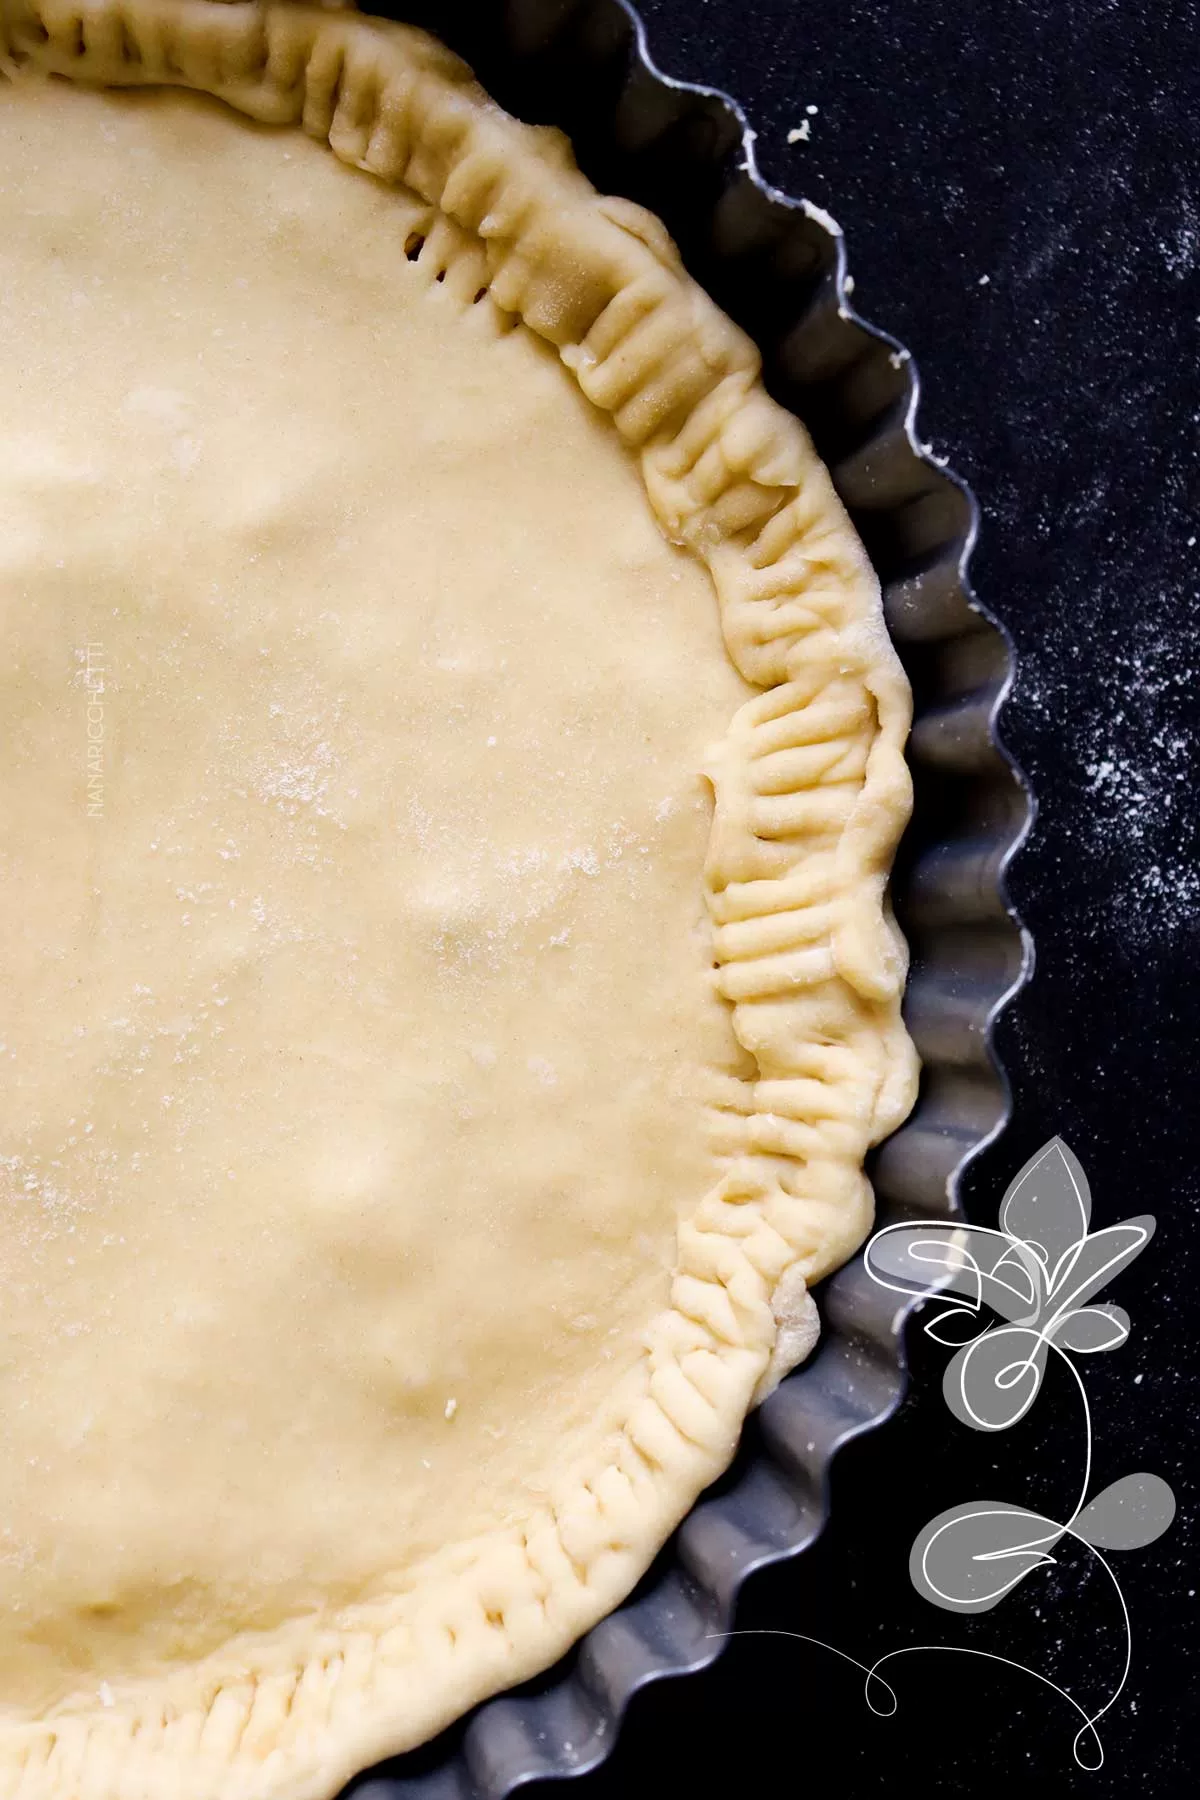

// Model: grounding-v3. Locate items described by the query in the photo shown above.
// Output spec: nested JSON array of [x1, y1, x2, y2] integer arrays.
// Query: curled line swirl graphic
[[708, 1300, 1131, 1768], [702, 1632, 1109, 1769]]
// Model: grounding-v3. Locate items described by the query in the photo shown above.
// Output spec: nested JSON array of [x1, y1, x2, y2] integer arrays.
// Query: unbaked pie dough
[[0, 2, 919, 1795]]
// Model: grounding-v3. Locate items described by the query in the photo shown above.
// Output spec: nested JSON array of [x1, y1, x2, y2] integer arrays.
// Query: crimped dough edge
[[0, 3, 920, 1795]]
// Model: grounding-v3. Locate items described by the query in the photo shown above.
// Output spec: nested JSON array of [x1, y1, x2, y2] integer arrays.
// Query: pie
[[0, 2, 918, 1795]]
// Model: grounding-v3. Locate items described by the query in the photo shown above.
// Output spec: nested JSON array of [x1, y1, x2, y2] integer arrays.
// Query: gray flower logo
[[712, 1138, 1175, 1770], [868, 1136, 1151, 1437], [864, 1136, 1176, 1763]]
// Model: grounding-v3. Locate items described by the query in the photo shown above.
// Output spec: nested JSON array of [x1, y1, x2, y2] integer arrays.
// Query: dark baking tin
[[346, 2, 1032, 1794]]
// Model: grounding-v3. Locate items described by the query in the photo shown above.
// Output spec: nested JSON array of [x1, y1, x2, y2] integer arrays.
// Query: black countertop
[[537, 1, 1197, 1795]]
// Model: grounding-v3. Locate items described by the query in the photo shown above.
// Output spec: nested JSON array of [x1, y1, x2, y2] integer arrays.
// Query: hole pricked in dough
[[404, 230, 426, 262]]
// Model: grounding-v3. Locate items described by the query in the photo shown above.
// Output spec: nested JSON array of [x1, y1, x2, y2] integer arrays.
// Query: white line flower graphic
[[861, 1136, 1176, 1765], [710, 1138, 1178, 1772], [866, 1136, 1152, 1435]]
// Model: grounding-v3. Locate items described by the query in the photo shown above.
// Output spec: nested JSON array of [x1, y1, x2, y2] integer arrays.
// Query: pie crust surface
[[0, 4, 918, 1796]]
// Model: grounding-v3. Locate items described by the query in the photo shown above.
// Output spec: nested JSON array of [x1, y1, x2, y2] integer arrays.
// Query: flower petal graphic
[[1047, 1217, 1155, 1317], [1052, 1304, 1130, 1354], [910, 1501, 1062, 1612], [943, 1323, 1048, 1432], [924, 1304, 993, 1349], [999, 1137, 1091, 1272], [1072, 1474, 1177, 1551], [865, 1222, 1041, 1324]]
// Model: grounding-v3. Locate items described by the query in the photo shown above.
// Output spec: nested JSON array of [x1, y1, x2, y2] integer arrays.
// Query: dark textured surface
[[565, 1, 1197, 1794], [345, 1, 1196, 1795]]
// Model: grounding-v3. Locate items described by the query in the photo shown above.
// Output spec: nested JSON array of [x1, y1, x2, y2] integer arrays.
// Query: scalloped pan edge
[[348, 2, 1034, 1793]]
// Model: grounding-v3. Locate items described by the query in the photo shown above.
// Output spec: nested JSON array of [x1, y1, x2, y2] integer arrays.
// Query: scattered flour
[[1021, 602, 1198, 946]]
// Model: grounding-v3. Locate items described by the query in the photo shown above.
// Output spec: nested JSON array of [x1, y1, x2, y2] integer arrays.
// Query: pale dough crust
[[0, 4, 919, 1797]]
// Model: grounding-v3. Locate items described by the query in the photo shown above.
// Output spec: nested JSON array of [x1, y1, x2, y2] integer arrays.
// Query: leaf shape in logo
[[865, 1222, 1040, 1324], [1046, 1215, 1155, 1319], [999, 1137, 1091, 1273], [984, 1238, 1043, 1321], [943, 1323, 1049, 1432], [1052, 1304, 1130, 1354], [910, 1500, 1062, 1612], [1072, 1473, 1177, 1551], [923, 1303, 992, 1349], [864, 1222, 974, 1300]]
